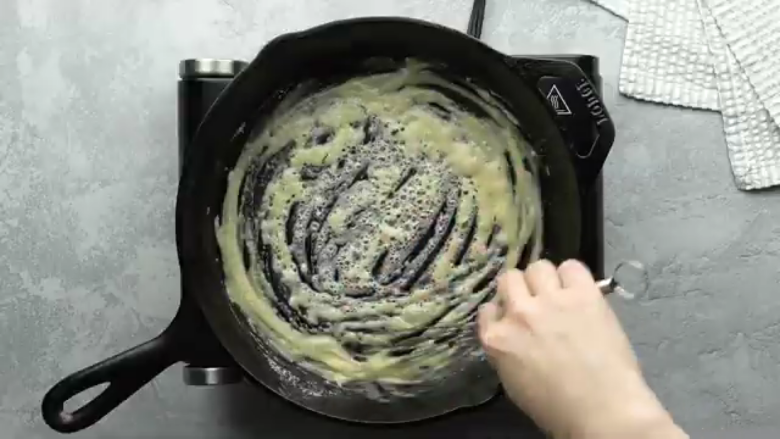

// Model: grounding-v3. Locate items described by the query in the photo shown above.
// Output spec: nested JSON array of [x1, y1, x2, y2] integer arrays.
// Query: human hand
[[477, 260, 687, 439]]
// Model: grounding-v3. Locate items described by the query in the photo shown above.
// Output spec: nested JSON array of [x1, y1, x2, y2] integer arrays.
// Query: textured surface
[[611, 0, 780, 190], [620, 0, 720, 110], [699, 1, 780, 191], [1, 0, 780, 438], [708, 0, 780, 127]]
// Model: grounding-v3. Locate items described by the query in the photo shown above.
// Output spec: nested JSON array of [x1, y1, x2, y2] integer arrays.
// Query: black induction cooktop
[[175, 53, 607, 439]]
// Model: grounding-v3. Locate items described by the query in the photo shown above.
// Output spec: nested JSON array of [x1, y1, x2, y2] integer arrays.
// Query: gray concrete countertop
[[1, 0, 779, 438]]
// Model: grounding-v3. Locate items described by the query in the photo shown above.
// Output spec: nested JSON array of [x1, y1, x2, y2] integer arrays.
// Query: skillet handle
[[511, 58, 616, 190], [41, 328, 181, 433]]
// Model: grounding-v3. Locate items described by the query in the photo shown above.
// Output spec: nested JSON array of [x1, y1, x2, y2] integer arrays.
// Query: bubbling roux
[[216, 60, 542, 386]]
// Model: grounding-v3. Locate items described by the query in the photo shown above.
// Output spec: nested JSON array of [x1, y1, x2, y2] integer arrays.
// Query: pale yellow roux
[[216, 60, 542, 385]]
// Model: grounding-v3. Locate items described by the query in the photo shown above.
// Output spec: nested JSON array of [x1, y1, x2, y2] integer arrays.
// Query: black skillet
[[42, 17, 615, 433]]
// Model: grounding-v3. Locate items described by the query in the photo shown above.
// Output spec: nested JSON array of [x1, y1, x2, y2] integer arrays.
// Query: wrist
[[574, 404, 686, 439], [568, 376, 688, 439]]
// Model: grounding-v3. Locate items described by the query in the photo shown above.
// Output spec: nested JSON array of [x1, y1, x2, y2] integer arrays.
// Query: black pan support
[[464, 0, 614, 191], [41, 24, 614, 434], [508, 56, 615, 190], [507, 54, 607, 280]]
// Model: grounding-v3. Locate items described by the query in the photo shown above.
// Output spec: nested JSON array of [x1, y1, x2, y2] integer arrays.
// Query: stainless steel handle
[[597, 277, 616, 294], [179, 59, 247, 79], [183, 366, 243, 386], [597, 261, 648, 299]]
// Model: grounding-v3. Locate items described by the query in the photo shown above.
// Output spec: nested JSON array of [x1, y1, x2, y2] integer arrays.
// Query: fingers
[[497, 269, 531, 311], [477, 301, 501, 330], [477, 301, 506, 356], [525, 260, 561, 296], [489, 260, 593, 321], [558, 259, 596, 289]]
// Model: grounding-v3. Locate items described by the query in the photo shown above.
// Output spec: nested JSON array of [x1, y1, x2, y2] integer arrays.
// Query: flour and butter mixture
[[216, 60, 542, 386]]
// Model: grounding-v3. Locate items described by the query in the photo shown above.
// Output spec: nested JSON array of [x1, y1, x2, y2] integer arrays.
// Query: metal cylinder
[[177, 58, 248, 386], [177, 59, 247, 174], [183, 366, 243, 386]]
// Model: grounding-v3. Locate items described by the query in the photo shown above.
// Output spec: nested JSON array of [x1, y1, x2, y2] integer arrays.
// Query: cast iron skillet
[[42, 17, 615, 433]]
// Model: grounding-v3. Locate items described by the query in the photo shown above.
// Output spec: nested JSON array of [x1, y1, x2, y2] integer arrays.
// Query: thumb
[[477, 301, 506, 369], [477, 301, 502, 347]]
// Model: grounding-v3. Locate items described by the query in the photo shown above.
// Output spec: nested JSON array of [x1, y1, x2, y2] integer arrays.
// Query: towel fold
[[590, 0, 629, 18]]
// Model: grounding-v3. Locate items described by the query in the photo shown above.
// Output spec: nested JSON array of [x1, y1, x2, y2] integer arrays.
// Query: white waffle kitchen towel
[[590, 0, 780, 190]]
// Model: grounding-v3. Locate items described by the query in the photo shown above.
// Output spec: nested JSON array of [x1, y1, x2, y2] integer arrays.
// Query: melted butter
[[217, 60, 542, 386]]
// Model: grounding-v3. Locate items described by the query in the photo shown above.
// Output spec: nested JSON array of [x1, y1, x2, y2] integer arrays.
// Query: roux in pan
[[217, 60, 541, 385]]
